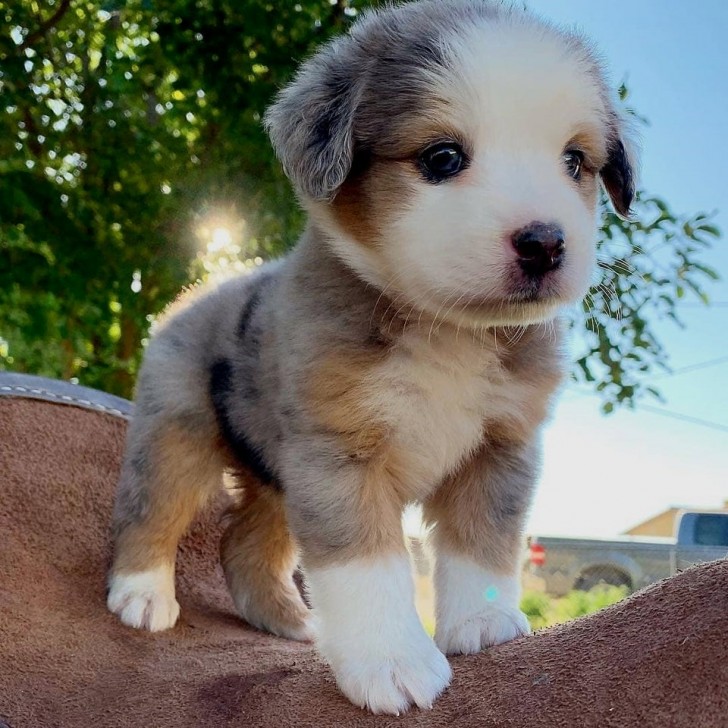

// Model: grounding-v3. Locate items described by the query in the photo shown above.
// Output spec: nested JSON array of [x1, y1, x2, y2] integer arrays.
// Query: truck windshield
[[693, 514, 728, 547]]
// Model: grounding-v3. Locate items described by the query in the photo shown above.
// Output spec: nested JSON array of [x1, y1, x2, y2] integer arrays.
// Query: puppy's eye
[[563, 150, 584, 180], [419, 142, 466, 182]]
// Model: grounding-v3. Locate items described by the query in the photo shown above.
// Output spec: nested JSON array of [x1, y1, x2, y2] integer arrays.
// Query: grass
[[520, 585, 629, 630]]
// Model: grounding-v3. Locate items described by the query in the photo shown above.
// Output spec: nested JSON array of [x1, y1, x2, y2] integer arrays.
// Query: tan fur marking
[[577, 171, 599, 210], [294, 346, 413, 566], [112, 424, 225, 575], [306, 348, 389, 459], [373, 109, 461, 159], [221, 478, 310, 638], [567, 126, 605, 210], [569, 125, 609, 170], [333, 159, 417, 248], [331, 171, 379, 247], [332, 108, 457, 248]]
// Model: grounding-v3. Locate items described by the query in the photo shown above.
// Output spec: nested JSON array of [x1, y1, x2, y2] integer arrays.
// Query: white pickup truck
[[526, 510, 728, 595]]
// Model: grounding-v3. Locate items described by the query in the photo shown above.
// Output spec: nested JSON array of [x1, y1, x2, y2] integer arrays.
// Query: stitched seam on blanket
[[0, 384, 129, 418]]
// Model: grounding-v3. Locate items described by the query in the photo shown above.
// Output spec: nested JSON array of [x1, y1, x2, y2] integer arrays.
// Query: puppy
[[107, 0, 636, 715]]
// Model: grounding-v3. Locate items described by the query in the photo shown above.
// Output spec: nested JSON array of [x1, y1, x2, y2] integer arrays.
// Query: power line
[[570, 355, 728, 385], [568, 383, 728, 435], [638, 405, 728, 435], [651, 354, 728, 381], [676, 302, 728, 308]]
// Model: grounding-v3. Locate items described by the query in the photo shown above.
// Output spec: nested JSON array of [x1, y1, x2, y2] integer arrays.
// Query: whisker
[[428, 290, 459, 343], [434, 289, 471, 336]]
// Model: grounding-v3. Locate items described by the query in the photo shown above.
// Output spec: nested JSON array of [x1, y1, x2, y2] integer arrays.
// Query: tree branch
[[20, 0, 73, 50]]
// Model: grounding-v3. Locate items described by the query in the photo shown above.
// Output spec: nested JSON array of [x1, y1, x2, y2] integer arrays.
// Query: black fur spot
[[209, 359, 279, 489], [237, 289, 261, 342], [129, 450, 149, 476], [167, 334, 185, 351]]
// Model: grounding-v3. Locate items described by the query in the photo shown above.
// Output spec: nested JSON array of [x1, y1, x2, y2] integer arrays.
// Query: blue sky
[[521, 0, 728, 536]]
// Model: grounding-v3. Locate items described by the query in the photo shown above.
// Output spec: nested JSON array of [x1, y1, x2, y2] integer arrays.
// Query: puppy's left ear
[[600, 109, 640, 219], [264, 38, 360, 202]]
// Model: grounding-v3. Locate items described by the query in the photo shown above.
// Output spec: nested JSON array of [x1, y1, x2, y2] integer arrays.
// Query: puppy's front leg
[[287, 461, 451, 715], [424, 435, 538, 655]]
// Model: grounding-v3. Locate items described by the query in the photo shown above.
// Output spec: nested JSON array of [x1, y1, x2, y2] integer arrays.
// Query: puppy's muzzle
[[512, 222, 565, 276]]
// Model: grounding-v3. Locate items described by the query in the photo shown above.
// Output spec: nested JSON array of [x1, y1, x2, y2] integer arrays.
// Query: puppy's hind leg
[[107, 417, 225, 632], [221, 477, 314, 642]]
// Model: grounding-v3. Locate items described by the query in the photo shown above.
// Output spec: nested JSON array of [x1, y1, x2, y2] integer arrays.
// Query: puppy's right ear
[[264, 41, 360, 201]]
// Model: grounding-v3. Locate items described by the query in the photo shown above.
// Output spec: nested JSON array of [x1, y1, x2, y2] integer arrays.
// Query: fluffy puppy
[[107, 0, 636, 715]]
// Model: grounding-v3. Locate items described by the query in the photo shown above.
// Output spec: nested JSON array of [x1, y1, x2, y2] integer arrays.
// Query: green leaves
[[572, 194, 720, 412]]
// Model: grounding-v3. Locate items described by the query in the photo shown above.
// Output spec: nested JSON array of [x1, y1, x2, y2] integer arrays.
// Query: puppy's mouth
[[439, 273, 567, 327], [507, 268, 564, 302]]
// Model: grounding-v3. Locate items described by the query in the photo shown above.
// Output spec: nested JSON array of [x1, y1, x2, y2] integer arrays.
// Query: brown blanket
[[1, 392, 727, 727]]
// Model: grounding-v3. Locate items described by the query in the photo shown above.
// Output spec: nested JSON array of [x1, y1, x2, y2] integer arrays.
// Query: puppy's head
[[265, 0, 638, 326]]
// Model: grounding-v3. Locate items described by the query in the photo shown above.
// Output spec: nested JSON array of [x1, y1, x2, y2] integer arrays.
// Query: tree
[[0, 0, 720, 406], [578, 185, 720, 412]]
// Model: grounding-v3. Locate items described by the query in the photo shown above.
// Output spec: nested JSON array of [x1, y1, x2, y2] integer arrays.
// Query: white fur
[[107, 565, 180, 632], [434, 551, 530, 655], [306, 554, 451, 715]]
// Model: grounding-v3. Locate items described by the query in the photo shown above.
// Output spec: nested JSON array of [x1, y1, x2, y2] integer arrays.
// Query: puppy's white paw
[[332, 634, 451, 715], [306, 554, 451, 714], [107, 567, 180, 632], [284, 614, 319, 643], [436, 603, 530, 655], [434, 553, 530, 655], [260, 612, 318, 643]]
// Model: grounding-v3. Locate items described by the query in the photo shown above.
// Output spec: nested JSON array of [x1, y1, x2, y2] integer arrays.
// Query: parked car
[[526, 510, 728, 595]]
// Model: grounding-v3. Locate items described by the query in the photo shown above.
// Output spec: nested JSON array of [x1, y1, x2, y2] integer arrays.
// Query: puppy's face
[[266, 1, 637, 327]]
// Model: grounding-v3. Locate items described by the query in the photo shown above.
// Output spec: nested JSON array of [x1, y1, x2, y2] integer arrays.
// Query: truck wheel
[[574, 568, 632, 592]]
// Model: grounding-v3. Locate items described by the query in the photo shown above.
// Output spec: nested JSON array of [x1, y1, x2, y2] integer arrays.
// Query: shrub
[[521, 585, 629, 630]]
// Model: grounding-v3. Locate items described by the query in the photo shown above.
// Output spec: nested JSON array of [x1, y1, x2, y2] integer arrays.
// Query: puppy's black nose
[[512, 222, 565, 276]]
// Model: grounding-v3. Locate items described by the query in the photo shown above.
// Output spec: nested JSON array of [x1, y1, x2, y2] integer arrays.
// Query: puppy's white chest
[[376, 334, 511, 480]]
